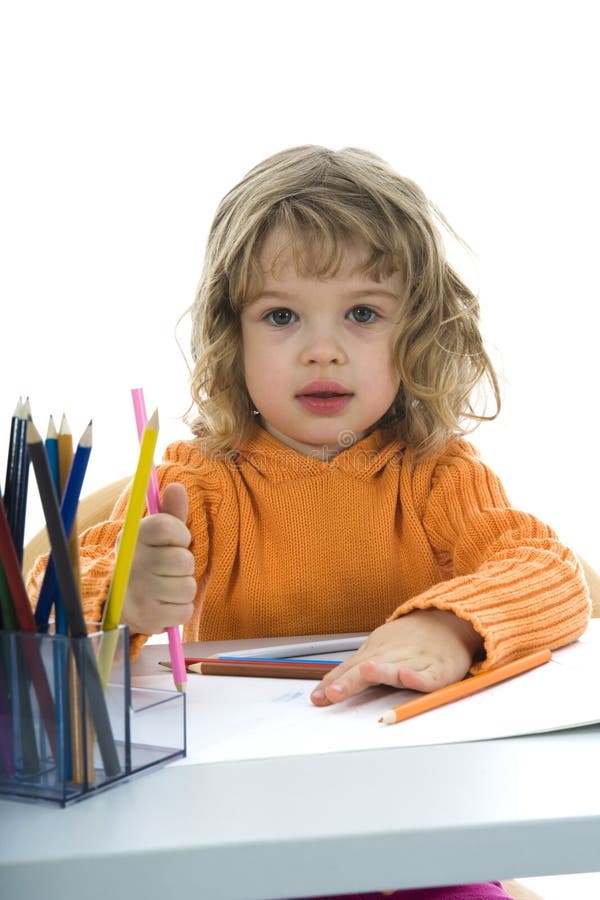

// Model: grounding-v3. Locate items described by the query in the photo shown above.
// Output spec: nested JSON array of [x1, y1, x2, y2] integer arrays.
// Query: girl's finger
[[158, 576, 198, 606], [312, 652, 399, 703], [367, 661, 444, 692], [130, 572, 197, 606], [311, 658, 397, 705], [139, 545, 195, 577], [139, 512, 192, 548], [311, 657, 452, 706], [316, 654, 362, 688]]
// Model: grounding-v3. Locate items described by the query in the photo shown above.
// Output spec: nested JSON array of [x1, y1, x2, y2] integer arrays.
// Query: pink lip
[[297, 381, 352, 397], [296, 381, 353, 416]]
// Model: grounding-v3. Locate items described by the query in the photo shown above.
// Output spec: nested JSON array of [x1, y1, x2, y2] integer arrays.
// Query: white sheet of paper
[[131, 621, 600, 765]]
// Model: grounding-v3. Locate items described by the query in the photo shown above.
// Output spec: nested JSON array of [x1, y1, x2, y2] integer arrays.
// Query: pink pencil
[[131, 388, 187, 694]]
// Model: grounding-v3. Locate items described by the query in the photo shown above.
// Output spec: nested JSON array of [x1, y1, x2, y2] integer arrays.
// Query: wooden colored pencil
[[57, 414, 72, 493], [44, 412, 70, 782], [0, 485, 57, 758], [97, 410, 159, 690], [34, 421, 93, 631], [1, 398, 41, 773], [63, 422, 94, 784], [130, 389, 161, 513], [62, 423, 93, 529], [55, 414, 76, 635], [3, 398, 22, 486], [3, 399, 30, 565], [0, 483, 43, 633], [13, 398, 30, 562], [54, 420, 94, 783], [25, 417, 91, 624], [3, 398, 23, 502], [162, 656, 339, 679], [44, 415, 60, 492], [131, 388, 187, 694], [102, 410, 159, 631], [26, 421, 120, 776], [378, 649, 552, 725]]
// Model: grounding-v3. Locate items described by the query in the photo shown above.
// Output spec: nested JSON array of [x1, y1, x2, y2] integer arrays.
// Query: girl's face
[[240, 231, 404, 459]]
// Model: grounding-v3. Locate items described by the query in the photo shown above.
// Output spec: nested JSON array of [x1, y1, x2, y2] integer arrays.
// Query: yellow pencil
[[97, 409, 159, 687], [102, 408, 159, 629]]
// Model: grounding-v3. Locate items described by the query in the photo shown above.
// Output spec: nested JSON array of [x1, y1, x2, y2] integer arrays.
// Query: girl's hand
[[120, 482, 197, 635], [310, 608, 484, 706]]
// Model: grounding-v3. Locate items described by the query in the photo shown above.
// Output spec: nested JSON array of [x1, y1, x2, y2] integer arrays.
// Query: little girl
[[29, 145, 589, 899]]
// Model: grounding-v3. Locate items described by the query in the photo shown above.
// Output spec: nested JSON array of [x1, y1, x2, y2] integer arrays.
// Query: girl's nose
[[299, 330, 348, 366]]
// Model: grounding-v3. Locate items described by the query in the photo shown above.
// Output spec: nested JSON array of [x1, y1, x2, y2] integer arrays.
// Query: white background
[[1, 0, 598, 574]]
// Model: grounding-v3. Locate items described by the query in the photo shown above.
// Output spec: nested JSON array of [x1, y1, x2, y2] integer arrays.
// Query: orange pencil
[[379, 648, 552, 725]]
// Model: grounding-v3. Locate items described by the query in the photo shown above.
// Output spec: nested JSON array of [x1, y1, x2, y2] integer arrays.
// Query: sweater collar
[[236, 425, 405, 481]]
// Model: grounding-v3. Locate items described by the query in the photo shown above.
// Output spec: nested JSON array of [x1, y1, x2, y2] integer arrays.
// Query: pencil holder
[[0, 625, 185, 806]]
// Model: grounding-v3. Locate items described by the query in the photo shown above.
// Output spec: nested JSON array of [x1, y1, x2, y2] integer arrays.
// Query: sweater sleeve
[[387, 441, 591, 671], [26, 441, 216, 659]]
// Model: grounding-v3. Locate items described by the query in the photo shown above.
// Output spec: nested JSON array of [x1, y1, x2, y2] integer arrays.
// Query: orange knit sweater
[[27, 426, 590, 667]]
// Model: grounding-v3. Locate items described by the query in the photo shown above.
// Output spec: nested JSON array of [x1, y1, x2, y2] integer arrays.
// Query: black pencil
[[3, 399, 30, 565], [2, 399, 40, 770], [26, 421, 120, 777], [14, 398, 32, 563], [3, 399, 23, 499]]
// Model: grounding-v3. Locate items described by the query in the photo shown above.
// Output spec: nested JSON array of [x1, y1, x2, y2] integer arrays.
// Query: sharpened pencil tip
[[59, 413, 71, 435], [79, 421, 93, 447], [46, 415, 58, 439], [176, 683, 187, 693], [147, 408, 159, 430], [26, 420, 42, 444]]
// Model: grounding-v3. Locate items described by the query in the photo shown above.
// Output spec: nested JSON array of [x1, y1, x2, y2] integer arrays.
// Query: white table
[[2, 639, 600, 900]]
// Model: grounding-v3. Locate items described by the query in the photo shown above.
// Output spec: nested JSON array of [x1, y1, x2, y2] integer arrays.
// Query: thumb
[[159, 482, 189, 524]]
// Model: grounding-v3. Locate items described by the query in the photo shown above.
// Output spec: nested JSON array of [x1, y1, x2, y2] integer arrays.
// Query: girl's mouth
[[296, 381, 354, 415], [296, 392, 353, 415]]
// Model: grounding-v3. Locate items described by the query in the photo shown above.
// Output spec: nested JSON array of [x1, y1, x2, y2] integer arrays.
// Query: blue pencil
[[217, 655, 342, 664], [34, 422, 93, 632], [45, 415, 60, 493], [43, 414, 70, 779]]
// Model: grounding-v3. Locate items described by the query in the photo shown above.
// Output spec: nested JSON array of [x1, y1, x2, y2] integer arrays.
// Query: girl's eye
[[266, 308, 296, 326], [348, 306, 378, 324]]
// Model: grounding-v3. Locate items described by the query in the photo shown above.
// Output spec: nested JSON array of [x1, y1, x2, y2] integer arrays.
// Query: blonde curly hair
[[188, 145, 500, 458]]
